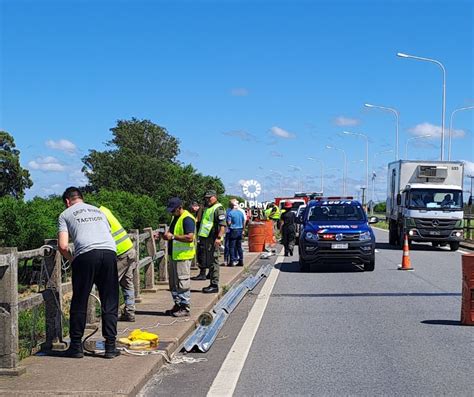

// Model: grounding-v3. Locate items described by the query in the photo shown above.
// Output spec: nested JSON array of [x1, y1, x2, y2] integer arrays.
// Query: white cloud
[[223, 130, 258, 142], [238, 179, 247, 186], [408, 122, 465, 139], [270, 126, 295, 139], [69, 169, 88, 185], [230, 88, 249, 97], [46, 139, 77, 153], [333, 116, 360, 127], [270, 150, 283, 157], [28, 156, 66, 172]]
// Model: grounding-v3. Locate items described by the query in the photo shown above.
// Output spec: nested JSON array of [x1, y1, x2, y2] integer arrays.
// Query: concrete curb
[[127, 253, 262, 396]]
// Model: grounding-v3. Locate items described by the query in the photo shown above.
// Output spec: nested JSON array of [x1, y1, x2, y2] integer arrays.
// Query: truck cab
[[386, 161, 464, 250]]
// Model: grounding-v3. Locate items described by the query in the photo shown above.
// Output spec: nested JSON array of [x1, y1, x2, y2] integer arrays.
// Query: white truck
[[386, 160, 464, 250]]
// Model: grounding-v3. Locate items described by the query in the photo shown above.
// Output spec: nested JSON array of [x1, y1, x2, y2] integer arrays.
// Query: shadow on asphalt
[[276, 260, 363, 273], [376, 242, 453, 252], [421, 319, 462, 326]]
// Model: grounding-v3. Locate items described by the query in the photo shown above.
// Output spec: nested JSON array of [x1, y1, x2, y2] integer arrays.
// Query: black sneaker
[[118, 313, 135, 322], [165, 303, 180, 316], [104, 342, 121, 359], [202, 284, 218, 294], [172, 306, 190, 317], [60, 343, 84, 358]]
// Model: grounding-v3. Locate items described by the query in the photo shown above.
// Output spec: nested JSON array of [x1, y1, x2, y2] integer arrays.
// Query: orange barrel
[[262, 219, 275, 245], [248, 221, 266, 252], [461, 253, 474, 325]]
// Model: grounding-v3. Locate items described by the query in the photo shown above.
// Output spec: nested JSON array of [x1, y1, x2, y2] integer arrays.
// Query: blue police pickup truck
[[297, 199, 379, 272]]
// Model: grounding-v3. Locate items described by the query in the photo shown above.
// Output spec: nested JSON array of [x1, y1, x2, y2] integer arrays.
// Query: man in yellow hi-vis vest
[[160, 197, 196, 317], [100, 206, 137, 322]]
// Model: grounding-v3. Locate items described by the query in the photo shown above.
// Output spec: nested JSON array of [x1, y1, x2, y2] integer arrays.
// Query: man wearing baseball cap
[[161, 197, 196, 317], [193, 190, 226, 293]]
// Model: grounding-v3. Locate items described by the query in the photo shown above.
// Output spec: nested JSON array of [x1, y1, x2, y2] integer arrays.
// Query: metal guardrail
[[184, 264, 272, 353], [0, 225, 168, 375]]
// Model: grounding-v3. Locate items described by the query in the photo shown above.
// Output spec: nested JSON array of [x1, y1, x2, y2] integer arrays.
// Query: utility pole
[[361, 187, 367, 212]]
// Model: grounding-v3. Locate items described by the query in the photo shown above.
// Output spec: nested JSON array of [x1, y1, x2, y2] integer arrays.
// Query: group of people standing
[[265, 201, 297, 257], [56, 187, 241, 359]]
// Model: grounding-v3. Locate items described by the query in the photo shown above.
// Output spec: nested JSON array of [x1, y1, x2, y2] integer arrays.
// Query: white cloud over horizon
[[230, 88, 249, 97], [408, 122, 466, 139], [334, 116, 360, 127], [28, 156, 66, 172], [270, 126, 295, 139], [46, 139, 77, 154]]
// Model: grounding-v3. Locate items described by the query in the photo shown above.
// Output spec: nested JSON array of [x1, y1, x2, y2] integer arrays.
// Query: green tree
[[0, 131, 33, 199], [81, 118, 225, 206]]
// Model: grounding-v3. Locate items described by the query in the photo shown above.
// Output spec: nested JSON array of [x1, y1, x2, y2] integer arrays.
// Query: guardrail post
[[0, 247, 25, 376], [41, 240, 66, 352], [157, 224, 169, 284], [131, 229, 142, 303], [142, 227, 157, 292]]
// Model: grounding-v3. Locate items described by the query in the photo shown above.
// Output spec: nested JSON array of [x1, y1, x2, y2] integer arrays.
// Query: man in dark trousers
[[193, 190, 226, 293], [280, 201, 296, 256], [57, 187, 120, 359]]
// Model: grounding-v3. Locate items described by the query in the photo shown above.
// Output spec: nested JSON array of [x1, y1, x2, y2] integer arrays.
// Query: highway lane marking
[[207, 249, 283, 397]]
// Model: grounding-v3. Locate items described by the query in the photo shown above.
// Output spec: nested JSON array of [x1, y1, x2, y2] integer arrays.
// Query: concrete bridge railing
[[0, 225, 168, 376]]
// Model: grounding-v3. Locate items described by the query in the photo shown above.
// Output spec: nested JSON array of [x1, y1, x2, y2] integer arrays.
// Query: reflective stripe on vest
[[99, 206, 134, 256], [198, 203, 223, 238], [270, 207, 281, 220], [172, 210, 196, 261]]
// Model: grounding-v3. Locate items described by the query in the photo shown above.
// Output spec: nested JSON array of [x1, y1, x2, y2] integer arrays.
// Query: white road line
[[207, 251, 283, 397]]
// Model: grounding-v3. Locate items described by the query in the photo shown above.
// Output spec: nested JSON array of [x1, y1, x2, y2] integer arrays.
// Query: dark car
[[297, 199, 378, 272]]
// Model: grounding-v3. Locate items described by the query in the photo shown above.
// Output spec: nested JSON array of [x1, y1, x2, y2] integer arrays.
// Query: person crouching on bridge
[[57, 187, 120, 359], [99, 206, 136, 322], [161, 197, 196, 317]]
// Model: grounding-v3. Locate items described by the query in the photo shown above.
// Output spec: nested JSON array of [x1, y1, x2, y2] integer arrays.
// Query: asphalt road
[[140, 229, 473, 396]]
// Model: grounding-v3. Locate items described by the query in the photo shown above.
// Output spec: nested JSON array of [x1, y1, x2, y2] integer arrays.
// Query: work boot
[[202, 284, 218, 294], [172, 305, 190, 317], [104, 341, 121, 359], [61, 341, 84, 358], [118, 312, 135, 322], [191, 270, 207, 281]]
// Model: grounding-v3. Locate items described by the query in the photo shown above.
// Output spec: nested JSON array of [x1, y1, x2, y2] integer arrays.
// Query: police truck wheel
[[449, 242, 460, 251], [299, 258, 310, 272], [364, 258, 375, 272]]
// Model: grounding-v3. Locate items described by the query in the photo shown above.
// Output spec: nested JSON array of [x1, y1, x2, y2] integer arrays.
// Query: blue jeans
[[229, 228, 243, 263]]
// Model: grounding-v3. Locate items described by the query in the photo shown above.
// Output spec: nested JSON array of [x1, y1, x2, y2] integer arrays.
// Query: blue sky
[[1, 0, 473, 202]]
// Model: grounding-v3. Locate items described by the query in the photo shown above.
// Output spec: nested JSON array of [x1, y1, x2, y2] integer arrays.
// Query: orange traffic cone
[[398, 234, 414, 271]]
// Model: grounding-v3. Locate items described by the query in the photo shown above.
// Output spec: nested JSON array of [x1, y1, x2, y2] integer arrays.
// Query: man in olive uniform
[[194, 190, 226, 293]]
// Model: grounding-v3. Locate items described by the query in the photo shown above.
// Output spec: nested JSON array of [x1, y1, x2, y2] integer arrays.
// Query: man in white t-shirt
[[57, 187, 120, 359]]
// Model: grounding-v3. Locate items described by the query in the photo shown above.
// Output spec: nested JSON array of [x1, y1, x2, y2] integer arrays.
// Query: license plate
[[429, 231, 441, 236], [331, 243, 348, 249]]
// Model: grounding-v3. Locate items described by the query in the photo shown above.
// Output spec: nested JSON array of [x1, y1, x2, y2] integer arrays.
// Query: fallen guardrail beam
[[183, 264, 272, 353]]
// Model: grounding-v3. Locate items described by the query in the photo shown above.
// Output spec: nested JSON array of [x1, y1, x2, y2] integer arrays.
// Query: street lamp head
[[397, 52, 409, 58]]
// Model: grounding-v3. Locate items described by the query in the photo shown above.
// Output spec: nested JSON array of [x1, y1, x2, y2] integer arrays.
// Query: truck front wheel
[[449, 242, 460, 251]]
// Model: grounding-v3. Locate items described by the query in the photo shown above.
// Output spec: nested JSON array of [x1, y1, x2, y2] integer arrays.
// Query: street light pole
[[326, 146, 347, 195], [405, 134, 432, 159], [307, 157, 324, 193], [449, 105, 474, 161], [397, 52, 446, 160], [364, 103, 400, 160], [343, 131, 369, 205], [371, 149, 393, 215]]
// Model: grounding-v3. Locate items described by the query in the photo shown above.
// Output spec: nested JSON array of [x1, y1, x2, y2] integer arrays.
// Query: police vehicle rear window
[[308, 204, 365, 222]]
